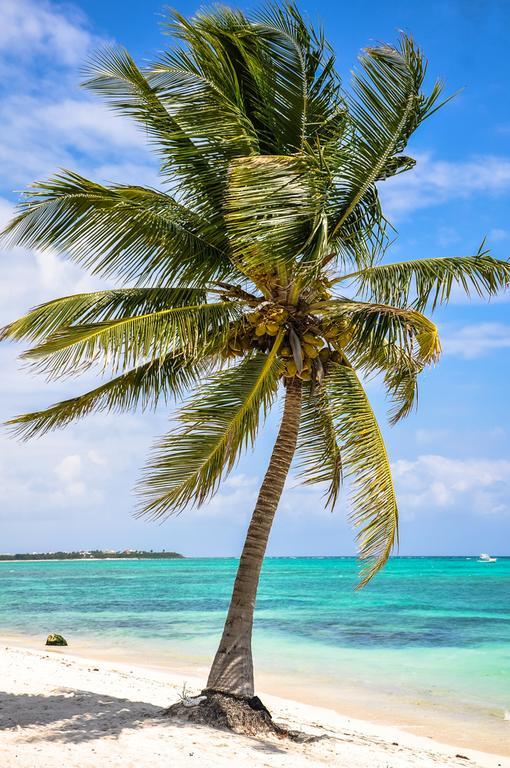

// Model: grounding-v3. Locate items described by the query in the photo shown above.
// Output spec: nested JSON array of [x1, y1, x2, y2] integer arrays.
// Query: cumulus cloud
[[199, 453, 510, 524], [54, 454, 87, 500], [0, 0, 508, 555], [393, 454, 510, 516], [0, 0, 96, 66], [380, 152, 510, 217], [441, 323, 510, 358], [0, 0, 157, 193], [0, 440, 98, 513], [0, 0, 162, 546]]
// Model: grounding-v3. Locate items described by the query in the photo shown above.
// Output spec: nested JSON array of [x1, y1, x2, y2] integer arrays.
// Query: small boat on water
[[478, 553, 497, 563]]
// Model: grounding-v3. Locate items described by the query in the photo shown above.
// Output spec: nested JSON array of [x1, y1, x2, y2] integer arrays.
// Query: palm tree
[[2, 3, 509, 732]]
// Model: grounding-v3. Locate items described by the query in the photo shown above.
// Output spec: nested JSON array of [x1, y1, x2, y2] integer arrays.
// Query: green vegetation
[[0, 550, 183, 561], [2, 2, 508, 725]]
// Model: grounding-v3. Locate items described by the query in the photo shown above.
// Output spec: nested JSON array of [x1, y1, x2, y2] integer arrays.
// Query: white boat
[[478, 553, 497, 562]]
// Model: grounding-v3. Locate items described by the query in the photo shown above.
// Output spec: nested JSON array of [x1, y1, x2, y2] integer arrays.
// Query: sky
[[0, 0, 509, 558]]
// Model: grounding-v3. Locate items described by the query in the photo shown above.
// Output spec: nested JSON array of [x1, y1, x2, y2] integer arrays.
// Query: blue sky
[[0, 0, 509, 558]]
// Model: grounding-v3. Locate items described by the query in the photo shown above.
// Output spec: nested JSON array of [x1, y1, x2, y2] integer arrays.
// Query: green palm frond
[[384, 358, 422, 425], [330, 34, 445, 242], [338, 332, 423, 425], [255, 3, 345, 147], [326, 361, 399, 586], [150, 48, 260, 157], [22, 301, 242, 378], [1, 173, 230, 285], [225, 154, 329, 275], [1, 287, 207, 343], [324, 300, 437, 425], [138, 339, 284, 519], [82, 47, 227, 215], [6, 350, 216, 440], [295, 383, 342, 508], [166, 3, 343, 155], [327, 299, 441, 366], [341, 252, 510, 310]]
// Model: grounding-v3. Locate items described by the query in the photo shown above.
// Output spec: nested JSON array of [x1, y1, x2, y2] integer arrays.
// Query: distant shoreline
[[0, 554, 507, 562], [0, 550, 183, 562], [0, 558, 180, 563]]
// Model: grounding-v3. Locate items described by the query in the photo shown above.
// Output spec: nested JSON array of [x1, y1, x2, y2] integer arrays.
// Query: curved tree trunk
[[206, 378, 302, 698]]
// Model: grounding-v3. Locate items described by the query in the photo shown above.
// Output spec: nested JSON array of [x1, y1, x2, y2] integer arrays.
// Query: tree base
[[165, 689, 292, 738]]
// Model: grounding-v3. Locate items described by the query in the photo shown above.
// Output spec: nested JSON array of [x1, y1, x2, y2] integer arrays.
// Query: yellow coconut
[[265, 321, 280, 335], [284, 360, 297, 376], [302, 343, 319, 358]]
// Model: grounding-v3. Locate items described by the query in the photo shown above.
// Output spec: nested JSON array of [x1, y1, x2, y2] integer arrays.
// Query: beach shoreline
[[2, 629, 508, 757], [0, 640, 508, 767]]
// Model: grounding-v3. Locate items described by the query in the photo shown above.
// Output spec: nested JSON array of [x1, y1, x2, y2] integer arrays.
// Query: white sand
[[0, 645, 507, 768]]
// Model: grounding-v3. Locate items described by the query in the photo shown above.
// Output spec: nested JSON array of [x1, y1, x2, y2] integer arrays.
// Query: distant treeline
[[0, 550, 184, 561]]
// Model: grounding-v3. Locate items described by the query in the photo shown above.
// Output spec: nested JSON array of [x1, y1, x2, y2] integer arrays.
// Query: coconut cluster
[[222, 303, 353, 383]]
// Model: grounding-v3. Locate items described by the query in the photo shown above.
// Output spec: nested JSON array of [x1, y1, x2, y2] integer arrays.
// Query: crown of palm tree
[[2, 3, 509, 586]]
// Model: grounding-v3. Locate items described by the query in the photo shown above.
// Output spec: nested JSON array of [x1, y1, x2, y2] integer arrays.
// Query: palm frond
[[6, 350, 216, 439], [326, 361, 399, 586], [167, 3, 336, 155], [150, 46, 260, 157], [330, 34, 445, 241], [225, 154, 330, 275], [137, 339, 284, 519], [327, 298, 441, 366], [1, 173, 231, 285], [22, 301, 242, 378], [1, 287, 207, 343], [162, 2, 347, 161], [295, 383, 342, 508], [82, 46, 227, 215], [342, 252, 510, 310], [384, 359, 422, 425], [324, 300, 438, 425], [245, 6, 310, 151]]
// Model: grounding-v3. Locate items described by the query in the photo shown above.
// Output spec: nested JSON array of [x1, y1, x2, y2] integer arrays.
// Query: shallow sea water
[[1, 556, 508, 752]]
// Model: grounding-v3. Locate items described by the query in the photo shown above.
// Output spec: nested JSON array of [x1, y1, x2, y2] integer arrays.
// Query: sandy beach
[[0, 644, 507, 768]]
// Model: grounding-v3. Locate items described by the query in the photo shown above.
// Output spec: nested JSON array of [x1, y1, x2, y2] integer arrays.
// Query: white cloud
[[393, 454, 510, 516], [0, 93, 157, 188], [0, 411, 155, 522], [54, 454, 82, 483], [0, 245, 108, 327], [0, 0, 96, 66], [380, 152, 510, 217], [54, 454, 86, 499], [194, 474, 259, 517], [39, 100, 143, 149], [441, 322, 510, 358], [0, 0, 156, 190], [489, 227, 509, 242]]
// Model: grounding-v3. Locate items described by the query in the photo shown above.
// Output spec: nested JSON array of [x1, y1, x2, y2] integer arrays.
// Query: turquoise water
[[0, 557, 509, 750]]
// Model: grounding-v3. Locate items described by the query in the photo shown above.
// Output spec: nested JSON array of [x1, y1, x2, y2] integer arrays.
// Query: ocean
[[0, 556, 508, 752]]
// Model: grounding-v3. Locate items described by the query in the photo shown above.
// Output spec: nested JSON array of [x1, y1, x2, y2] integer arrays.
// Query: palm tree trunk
[[206, 378, 302, 698]]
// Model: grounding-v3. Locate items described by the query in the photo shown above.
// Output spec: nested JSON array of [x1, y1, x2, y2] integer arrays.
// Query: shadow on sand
[[0, 688, 162, 743], [0, 688, 288, 754]]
